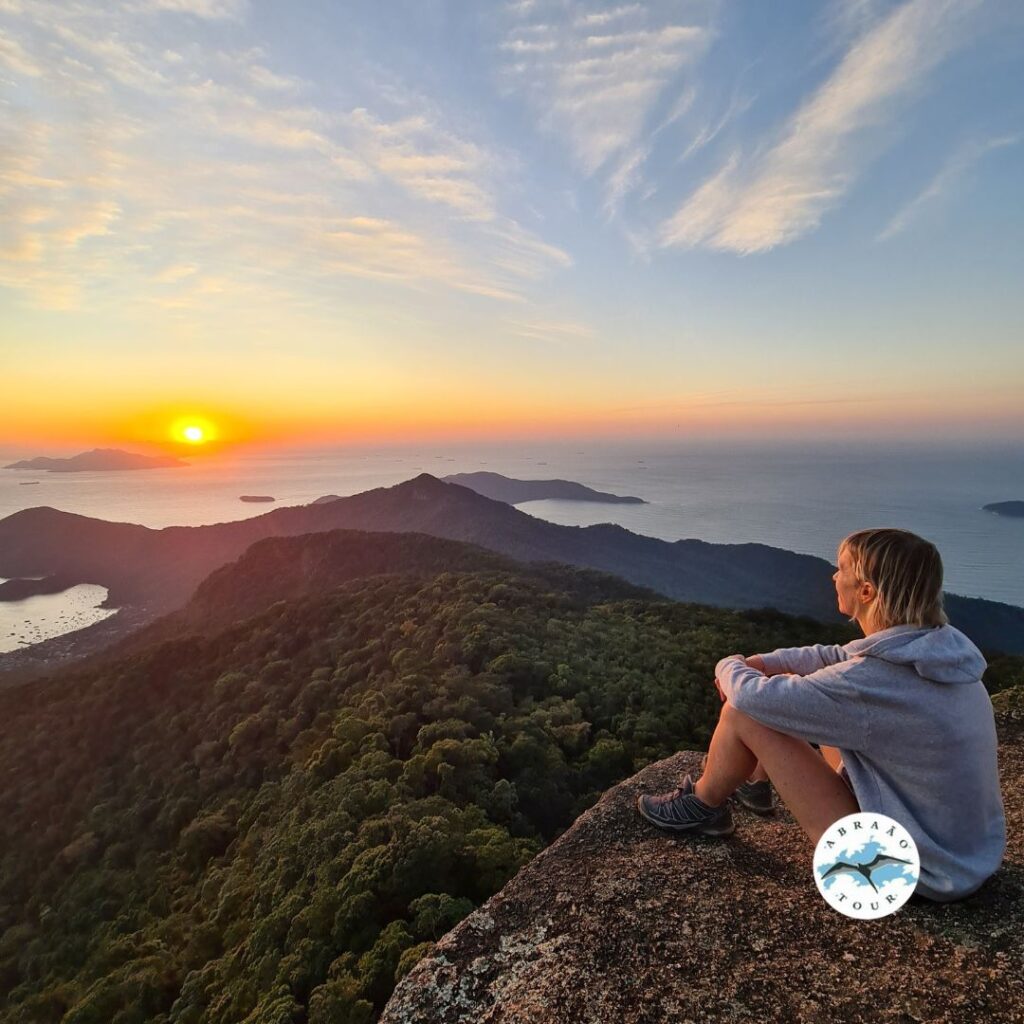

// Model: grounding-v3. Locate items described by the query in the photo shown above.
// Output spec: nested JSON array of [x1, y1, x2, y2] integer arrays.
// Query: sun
[[171, 416, 218, 446]]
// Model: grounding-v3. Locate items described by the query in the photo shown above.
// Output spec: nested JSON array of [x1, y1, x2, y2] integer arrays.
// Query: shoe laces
[[651, 780, 694, 807]]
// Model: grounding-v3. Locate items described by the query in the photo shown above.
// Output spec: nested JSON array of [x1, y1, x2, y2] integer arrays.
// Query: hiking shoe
[[636, 774, 735, 836], [733, 779, 775, 816]]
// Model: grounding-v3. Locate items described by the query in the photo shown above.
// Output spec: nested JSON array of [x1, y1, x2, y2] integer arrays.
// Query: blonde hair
[[839, 528, 948, 630]]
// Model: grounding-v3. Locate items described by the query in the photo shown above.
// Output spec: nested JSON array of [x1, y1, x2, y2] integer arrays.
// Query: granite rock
[[383, 716, 1024, 1024]]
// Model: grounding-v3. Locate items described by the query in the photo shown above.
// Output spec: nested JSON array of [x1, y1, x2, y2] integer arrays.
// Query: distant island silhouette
[[240, 495, 275, 503], [984, 501, 1024, 518], [5, 448, 188, 473], [442, 471, 646, 505]]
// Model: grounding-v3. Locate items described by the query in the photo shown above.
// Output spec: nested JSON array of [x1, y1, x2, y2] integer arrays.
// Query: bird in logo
[[819, 852, 916, 892]]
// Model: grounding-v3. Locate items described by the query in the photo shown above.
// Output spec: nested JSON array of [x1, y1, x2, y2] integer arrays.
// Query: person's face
[[833, 547, 863, 618]]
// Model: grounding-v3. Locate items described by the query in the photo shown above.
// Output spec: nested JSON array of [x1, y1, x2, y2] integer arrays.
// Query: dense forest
[[1, 556, 1020, 1024]]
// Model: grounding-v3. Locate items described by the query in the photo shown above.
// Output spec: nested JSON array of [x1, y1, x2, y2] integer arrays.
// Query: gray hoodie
[[715, 624, 1006, 902]]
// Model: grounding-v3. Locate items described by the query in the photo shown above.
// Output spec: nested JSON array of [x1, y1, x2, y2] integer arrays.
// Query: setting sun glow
[[170, 416, 219, 446]]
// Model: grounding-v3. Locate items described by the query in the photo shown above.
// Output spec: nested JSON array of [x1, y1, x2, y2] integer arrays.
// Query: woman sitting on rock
[[636, 527, 1006, 902]]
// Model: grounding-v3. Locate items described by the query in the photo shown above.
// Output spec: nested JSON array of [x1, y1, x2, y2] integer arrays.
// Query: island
[[443, 471, 646, 505], [240, 495, 275, 503], [983, 501, 1024, 518], [311, 494, 342, 505], [5, 448, 188, 473]]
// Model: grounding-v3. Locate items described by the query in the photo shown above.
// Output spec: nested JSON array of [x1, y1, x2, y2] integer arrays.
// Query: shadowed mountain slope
[[0, 551, 867, 1023], [106, 530, 659, 661]]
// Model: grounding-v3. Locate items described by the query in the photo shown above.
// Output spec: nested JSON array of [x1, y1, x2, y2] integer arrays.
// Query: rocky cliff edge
[[382, 714, 1023, 1024]]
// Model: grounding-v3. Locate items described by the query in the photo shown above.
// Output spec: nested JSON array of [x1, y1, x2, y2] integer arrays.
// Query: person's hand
[[714, 653, 766, 704]]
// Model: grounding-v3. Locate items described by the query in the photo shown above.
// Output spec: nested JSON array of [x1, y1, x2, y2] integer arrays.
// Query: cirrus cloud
[[661, 0, 985, 254]]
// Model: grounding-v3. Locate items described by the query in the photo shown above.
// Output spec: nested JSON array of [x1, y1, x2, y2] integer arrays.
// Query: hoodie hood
[[845, 624, 987, 684]]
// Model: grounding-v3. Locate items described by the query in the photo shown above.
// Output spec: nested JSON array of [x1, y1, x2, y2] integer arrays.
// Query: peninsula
[[5, 448, 188, 473], [0, 575, 78, 601], [983, 501, 1024, 518], [442, 471, 645, 505]]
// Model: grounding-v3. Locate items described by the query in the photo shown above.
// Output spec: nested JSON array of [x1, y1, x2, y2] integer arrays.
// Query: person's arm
[[714, 655, 867, 749], [710, 656, 768, 702], [757, 643, 850, 677]]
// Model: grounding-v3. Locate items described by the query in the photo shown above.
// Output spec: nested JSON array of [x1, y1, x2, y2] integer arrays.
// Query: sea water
[[0, 579, 116, 654], [0, 439, 1021, 652]]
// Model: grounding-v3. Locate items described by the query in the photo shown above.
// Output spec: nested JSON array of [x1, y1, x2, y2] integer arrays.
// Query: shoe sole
[[732, 795, 775, 816], [635, 795, 736, 836]]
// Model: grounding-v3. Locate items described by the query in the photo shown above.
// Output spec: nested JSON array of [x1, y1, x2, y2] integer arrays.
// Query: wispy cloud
[[135, 0, 249, 19], [58, 199, 121, 245], [507, 317, 594, 344], [213, 46, 308, 93], [877, 134, 1019, 241], [0, 33, 42, 76], [676, 88, 754, 163], [652, 85, 696, 137], [483, 219, 572, 278], [499, 5, 711, 177], [0, 0, 571, 312], [153, 262, 199, 283], [574, 5, 642, 29], [346, 107, 496, 221], [315, 216, 524, 302], [661, 0, 984, 254], [603, 144, 650, 218]]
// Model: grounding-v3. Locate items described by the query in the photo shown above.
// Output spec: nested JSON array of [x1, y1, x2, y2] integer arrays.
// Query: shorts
[[838, 764, 860, 808]]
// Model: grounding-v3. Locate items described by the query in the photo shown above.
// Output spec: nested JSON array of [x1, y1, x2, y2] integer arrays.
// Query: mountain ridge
[[1, 474, 1021, 660]]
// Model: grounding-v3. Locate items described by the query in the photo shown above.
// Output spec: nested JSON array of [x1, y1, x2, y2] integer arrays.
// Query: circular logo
[[813, 812, 920, 919]]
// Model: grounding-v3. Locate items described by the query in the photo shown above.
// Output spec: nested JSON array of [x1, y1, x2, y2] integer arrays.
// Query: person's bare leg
[[751, 744, 840, 782], [694, 703, 858, 844]]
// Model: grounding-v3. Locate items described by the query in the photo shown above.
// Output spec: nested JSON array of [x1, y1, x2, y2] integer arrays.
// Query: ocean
[[1, 439, 1022, 653]]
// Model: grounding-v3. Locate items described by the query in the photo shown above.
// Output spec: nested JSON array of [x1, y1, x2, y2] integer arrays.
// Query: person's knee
[[721, 703, 792, 747], [719, 700, 756, 730]]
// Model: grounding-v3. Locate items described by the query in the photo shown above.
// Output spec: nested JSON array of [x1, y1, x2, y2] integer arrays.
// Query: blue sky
[[2, 0, 1022, 445]]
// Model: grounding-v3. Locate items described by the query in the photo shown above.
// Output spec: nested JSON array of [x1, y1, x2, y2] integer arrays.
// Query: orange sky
[[2, 0, 1022, 456], [6, 381, 1023, 455]]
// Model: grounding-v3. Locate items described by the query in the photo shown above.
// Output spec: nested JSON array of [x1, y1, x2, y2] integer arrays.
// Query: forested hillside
[[1, 554, 1018, 1023]]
